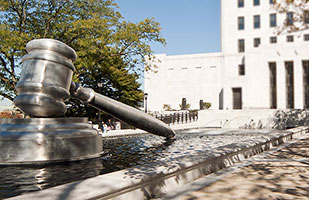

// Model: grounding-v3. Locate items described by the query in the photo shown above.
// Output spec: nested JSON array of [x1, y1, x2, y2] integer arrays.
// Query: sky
[[115, 0, 221, 55]]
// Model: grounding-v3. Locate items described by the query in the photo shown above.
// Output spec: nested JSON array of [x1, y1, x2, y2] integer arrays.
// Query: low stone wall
[[197, 109, 309, 129]]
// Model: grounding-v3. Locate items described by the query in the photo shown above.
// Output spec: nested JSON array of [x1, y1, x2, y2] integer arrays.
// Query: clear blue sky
[[115, 0, 221, 55]]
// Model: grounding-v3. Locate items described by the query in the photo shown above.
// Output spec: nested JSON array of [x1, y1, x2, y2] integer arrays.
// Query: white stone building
[[144, 0, 309, 112], [144, 53, 222, 111]]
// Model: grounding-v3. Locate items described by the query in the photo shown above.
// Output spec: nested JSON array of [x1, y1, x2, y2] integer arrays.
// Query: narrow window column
[[232, 88, 242, 109], [269, 62, 277, 109], [285, 61, 294, 109], [303, 61, 309, 108]]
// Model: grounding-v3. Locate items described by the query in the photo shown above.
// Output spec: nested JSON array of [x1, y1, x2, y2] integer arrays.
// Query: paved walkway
[[163, 134, 309, 200]]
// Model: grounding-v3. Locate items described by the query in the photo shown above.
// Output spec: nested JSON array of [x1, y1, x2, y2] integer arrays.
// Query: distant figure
[[106, 119, 115, 131], [98, 121, 103, 131], [102, 122, 108, 133]]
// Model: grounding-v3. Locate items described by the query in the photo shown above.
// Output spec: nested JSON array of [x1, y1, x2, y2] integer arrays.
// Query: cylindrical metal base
[[0, 118, 103, 165]]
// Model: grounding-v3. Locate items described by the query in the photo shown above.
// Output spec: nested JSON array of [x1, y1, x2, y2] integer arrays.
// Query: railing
[[155, 111, 198, 126]]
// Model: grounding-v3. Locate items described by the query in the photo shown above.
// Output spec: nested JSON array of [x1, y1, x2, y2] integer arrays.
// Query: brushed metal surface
[[0, 118, 103, 165], [14, 39, 76, 117], [71, 83, 176, 139]]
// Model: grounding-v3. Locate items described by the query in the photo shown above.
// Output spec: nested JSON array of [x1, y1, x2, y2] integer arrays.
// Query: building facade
[[144, 53, 222, 111], [145, 0, 309, 112]]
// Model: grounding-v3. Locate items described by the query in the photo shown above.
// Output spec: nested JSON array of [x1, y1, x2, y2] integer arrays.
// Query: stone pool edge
[[7, 126, 309, 200]]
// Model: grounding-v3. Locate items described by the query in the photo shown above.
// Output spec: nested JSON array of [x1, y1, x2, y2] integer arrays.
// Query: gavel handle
[[70, 82, 175, 139]]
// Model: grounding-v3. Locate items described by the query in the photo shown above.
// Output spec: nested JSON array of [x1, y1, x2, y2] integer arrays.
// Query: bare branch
[[44, 0, 68, 37], [8, 55, 16, 83], [0, 55, 7, 68], [0, 51, 17, 83], [0, 72, 10, 83], [274, 0, 309, 34], [0, 91, 14, 101]]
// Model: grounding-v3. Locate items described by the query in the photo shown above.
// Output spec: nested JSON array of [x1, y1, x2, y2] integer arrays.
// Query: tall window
[[232, 88, 242, 109], [303, 61, 309, 108], [304, 10, 309, 24], [270, 36, 277, 43], [238, 17, 245, 30], [254, 0, 260, 6], [287, 12, 294, 25], [254, 15, 260, 29], [285, 61, 294, 109], [287, 35, 294, 42], [238, 39, 245, 52], [270, 13, 277, 27], [254, 38, 261, 47], [239, 64, 245, 75], [304, 34, 309, 41], [269, 62, 277, 109], [238, 0, 244, 7]]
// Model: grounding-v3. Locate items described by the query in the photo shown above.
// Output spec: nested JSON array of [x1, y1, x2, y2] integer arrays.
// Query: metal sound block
[[0, 118, 103, 165]]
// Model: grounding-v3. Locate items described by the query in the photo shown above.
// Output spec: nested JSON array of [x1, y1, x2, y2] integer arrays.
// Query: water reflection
[[0, 158, 103, 198], [102, 135, 174, 171]]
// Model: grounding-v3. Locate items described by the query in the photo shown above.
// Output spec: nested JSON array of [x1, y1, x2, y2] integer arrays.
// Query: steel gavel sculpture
[[14, 39, 175, 139]]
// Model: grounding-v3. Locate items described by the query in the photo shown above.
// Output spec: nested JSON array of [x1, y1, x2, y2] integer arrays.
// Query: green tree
[[0, 0, 165, 119], [273, 0, 309, 33], [202, 102, 211, 110], [163, 104, 172, 111], [179, 103, 191, 110]]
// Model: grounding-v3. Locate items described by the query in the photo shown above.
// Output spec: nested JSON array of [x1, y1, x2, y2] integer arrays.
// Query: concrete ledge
[[102, 129, 147, 138], [7, 127, 308, 200], [102, 122, 206, 138]]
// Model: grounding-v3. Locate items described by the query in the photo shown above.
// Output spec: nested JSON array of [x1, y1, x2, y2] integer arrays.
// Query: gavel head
[[14, 39, 77, 117]]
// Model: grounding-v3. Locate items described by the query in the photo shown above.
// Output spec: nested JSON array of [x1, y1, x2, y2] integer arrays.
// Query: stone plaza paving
[[163, 134, 309, 200]]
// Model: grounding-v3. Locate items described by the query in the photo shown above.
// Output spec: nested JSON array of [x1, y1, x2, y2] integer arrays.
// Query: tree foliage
[[0, 0, 165, 119], [202, 102, 211, 110], [163, 104, 172, 111], [273, 0, 309, 33]]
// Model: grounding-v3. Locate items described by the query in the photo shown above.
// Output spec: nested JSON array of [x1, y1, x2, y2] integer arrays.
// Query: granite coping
[[169, 134, 309, 200]]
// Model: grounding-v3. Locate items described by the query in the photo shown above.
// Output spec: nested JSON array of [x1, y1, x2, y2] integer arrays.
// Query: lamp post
[[97, 82, 103, 128], [144, 93, 148, 113]]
